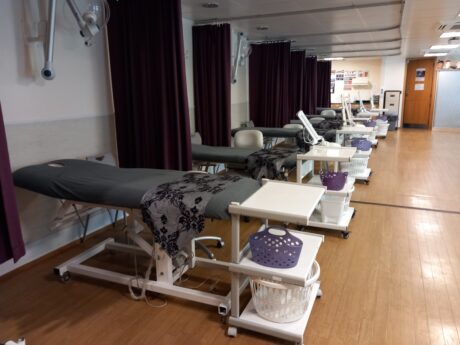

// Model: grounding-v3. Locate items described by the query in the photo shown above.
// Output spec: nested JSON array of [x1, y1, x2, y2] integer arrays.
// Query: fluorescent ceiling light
[[424, 52, 448, 57], [323, 57, 344, 61], [430, 44, 460, 50], [440, 32, 460, 38]]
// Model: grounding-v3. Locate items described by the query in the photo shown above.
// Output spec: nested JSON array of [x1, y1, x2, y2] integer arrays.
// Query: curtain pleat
[[288, 51, 306, 119], [107, 0, 192, 170], [193, 24, 231, 146], [303, 56, 318, 114], [317, 61, 332, 108], [0, 101, 25, 264], [249, 42, 291, 127]]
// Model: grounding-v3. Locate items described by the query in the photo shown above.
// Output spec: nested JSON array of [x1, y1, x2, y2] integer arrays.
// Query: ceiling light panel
[[430, 44, 460, 50]]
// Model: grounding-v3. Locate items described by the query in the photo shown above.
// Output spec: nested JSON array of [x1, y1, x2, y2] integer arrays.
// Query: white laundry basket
[[319, 194, 346, 223], [249, 261, 320, 323], [376, 122, 389, 137], [340, 158, 369, 175]]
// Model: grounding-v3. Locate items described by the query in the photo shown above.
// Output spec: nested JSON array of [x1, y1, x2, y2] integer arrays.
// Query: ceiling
[[181, 0, 460, 59]]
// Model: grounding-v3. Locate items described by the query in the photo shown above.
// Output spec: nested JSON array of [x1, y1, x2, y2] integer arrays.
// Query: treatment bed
[[191, 144, 300, 180], [13, 159, 261, 315]]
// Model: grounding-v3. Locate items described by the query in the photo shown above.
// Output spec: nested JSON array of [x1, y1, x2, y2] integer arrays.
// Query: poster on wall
[[336, 71, 344, 81], [415, 68, 426, 82], [415, 83, 425, 91]]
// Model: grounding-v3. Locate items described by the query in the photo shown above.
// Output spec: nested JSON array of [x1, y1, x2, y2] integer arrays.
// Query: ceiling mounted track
[[249, 25, 401, 41], [195, 1, 403, 24], [293, 38, 402, 49]]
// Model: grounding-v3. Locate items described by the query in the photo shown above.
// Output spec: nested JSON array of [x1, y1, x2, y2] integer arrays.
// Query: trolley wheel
[[216, 240, 225, 249], [227, 327, 238, 337], [317, 288, 323, 298], [364, 180, 370, 185], [352, 209, 357, 218], [341, 231, 350, 239], [60, 271, 71, 283]]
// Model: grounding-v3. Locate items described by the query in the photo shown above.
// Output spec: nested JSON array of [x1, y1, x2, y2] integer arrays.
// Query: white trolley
[[296, 146, 357, 238], [228, 180, 325, 344]]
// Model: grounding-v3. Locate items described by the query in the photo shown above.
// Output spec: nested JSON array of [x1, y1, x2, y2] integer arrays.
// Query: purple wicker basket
[[351, 138, 372, 151], [320, 171, 348, 191], [364, 120, 377, 127], [375, 115, 388, 122], [249, 226, 303, 268]]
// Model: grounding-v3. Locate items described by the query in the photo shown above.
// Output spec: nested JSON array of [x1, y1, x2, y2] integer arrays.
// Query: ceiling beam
[[318, 52, 401, 59], [195, 1, 403, 24], [249, 25, 401, 41], [293, 38, 401, 49], [316, 45, 401, 54], [318, 48, 401, 56]]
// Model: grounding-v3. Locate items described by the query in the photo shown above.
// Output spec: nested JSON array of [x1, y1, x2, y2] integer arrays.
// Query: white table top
[[297, 146, 356, 162], [337, 126, 374, 134], [228, 180, 325, 225]]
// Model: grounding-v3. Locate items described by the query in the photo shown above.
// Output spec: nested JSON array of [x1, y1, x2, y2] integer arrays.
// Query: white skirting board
[[0, 209, 120, 277]]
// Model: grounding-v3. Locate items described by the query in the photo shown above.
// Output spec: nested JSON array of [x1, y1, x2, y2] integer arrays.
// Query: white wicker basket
[[340, 158, 369, 175], [249, 260, 320, 323], [376, 123, 389, 137]]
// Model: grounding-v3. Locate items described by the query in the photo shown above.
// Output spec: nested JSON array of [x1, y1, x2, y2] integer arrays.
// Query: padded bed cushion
[[13, 159, 261, 220], [192, 144, 257, 164], [231, 127, 301, 138]]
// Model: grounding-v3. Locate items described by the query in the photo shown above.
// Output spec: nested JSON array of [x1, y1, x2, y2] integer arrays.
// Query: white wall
[[182, 21, 249, 132], [331, 58, 382, 103], [380, 56, 406, 125], [0, 0, 115, 276]]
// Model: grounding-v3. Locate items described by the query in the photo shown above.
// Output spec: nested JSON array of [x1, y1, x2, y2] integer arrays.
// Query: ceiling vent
[[437, 20, 460, 32]]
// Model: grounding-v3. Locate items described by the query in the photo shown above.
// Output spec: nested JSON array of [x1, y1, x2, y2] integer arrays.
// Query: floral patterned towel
[[247, 147, 299, 181], [141, 173, 241, 258]]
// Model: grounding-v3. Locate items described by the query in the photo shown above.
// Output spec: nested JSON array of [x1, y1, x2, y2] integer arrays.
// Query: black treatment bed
[[13, 159, 260, 220], [191, 144, 300, 180]]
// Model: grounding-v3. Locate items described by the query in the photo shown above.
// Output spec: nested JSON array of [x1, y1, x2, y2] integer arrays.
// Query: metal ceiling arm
[[41, 0, 56, 80]]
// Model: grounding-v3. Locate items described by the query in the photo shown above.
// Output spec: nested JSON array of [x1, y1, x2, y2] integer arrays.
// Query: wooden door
[[403, 58, 436, 127]]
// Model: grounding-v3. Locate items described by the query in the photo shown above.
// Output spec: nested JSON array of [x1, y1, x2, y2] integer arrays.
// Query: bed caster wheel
[[60, 272, 71, 283], [227, 327, 237, 337], [341, 231, 350, 239], [216, 240, 224, 249]]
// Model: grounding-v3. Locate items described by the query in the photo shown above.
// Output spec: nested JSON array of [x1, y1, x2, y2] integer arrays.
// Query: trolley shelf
[[228, 283, 320, 344], [228, 180, 325, 225], [349, 167, 372, 181], [354, 148, 372, 158], [308, 207, 355, 231], [297, 146, 356, 162], [229, 230, 323, 287]]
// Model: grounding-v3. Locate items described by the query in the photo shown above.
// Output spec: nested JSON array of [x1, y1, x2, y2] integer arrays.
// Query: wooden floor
[[2, 129, 460, 345]]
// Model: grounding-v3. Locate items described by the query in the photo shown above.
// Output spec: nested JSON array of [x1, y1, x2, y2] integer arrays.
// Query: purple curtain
[[249, 42, 291, 127], [303, 56, 318, 115], [193, 24, 231, 146], [107, 0, 191, 170], [0, 102, 25, 264], [288, 51, 306, 119], [317, 61, 332, 108]]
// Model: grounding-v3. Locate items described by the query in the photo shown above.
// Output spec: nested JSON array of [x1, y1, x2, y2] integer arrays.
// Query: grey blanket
[[247, 147, 300, 180], [141, 172, 242, 257]]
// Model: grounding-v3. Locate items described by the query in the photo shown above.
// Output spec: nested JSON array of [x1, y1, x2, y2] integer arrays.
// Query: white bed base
[[53, 200, 242, 316]]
